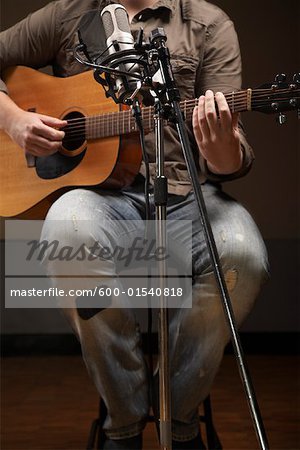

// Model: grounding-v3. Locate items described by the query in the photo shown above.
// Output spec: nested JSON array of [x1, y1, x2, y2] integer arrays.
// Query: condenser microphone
[[100, 4, 141, 103]]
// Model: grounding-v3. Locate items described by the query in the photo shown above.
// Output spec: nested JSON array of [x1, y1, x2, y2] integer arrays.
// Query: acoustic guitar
[[0, 66, 299, 217]]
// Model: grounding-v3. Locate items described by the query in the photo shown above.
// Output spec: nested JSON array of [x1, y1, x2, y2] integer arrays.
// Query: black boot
[[172, 432, 206, 450], [103, 433, 142, 450]]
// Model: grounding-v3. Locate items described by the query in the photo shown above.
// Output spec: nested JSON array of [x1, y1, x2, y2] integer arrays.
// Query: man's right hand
[[0, 92, 67, 156], [6, 110, 67, 157]]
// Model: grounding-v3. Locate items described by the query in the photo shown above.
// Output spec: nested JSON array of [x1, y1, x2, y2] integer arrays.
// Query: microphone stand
[[130, 89, 172, 450], [75, 27, 270, 449], [153, 98, 172, 450], [149, 28, 270, 450], [130, 91, 172, 450]]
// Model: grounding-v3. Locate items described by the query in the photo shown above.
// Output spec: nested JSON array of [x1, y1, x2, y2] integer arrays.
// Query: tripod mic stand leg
[[154, 102, 172, 450], [172, 100, 269, 450]]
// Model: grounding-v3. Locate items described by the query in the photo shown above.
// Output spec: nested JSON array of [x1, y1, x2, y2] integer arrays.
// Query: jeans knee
[[41, 189, 113, 249], [229, 239, 268, 285], [215, 219, 269, 289], [214, 233, 269, 327], [46, 189, 97, 220]]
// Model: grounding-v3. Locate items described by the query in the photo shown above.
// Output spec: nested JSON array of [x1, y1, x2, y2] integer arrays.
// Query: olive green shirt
[[0, 0, 254, 194]]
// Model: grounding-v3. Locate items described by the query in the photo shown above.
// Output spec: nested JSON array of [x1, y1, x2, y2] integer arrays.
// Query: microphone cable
[[131, 99, 155, 413]]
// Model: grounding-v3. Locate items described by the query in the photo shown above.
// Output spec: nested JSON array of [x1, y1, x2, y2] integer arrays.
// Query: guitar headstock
[[252, 73, 300, 124]]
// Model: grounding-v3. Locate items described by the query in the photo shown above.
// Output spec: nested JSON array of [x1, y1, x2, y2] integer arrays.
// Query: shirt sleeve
[[195, 15, 254, 182], [0, 2, 62, 94]]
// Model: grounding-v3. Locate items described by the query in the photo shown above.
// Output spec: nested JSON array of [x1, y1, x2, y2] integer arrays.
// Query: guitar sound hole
[[62, 111, 86, 152], [35, 110, 86, 180]]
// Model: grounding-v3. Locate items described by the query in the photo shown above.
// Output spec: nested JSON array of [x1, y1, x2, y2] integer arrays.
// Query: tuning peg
[[275, 73, 287, 84], [277, 112, 287, 125], [293, 73, 300, 84]]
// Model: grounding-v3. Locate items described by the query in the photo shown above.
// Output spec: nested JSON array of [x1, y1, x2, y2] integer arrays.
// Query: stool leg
[[202, 396, 222, 450], [86, 418, 101, 450], [86, 398, 108, 450], [98, 399, 108, 449]]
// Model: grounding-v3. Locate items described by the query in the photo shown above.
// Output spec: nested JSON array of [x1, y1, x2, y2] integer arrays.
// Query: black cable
[[131, 100, 151, 221], [73, 44, 145, 80], [131, 100, 154, 412]]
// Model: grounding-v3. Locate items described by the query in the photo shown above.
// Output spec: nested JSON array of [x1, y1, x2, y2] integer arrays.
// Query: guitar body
[[0, 67, 142, 217]]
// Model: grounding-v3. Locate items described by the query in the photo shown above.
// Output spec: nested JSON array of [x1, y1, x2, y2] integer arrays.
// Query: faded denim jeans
[[41, 180, 269, 441]]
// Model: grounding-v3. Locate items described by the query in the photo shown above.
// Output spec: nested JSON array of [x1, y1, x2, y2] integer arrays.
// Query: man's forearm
[[0, 91, 22, 132]]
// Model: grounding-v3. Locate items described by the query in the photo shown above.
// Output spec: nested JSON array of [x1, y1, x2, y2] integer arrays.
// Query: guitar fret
[[112, 112, 115, 137], [247, 88, 252, 111], [116, 112, 119, 136], [130, 113, 134, 132], [149, 107, 151, 130], [141, 108, 144, 131], [86, 117, 89, 139], [81, 86, 274, 140], [89, 115, 91, 139]]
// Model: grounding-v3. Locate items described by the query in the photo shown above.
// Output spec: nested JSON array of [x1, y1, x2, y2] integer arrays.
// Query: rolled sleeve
[[199, 133, 254, 183], [196, 15, 254, 182]]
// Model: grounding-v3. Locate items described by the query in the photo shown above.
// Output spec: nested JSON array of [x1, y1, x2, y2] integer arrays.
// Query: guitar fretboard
[[66, 89, 252, 142], [86, 89, 252, 139]]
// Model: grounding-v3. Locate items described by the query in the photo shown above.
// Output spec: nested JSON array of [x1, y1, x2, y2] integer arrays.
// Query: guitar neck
[[81, 89, 252, 141]]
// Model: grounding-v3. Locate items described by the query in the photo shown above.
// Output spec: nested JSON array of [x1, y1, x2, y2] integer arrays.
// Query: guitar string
[[59, 85, 298, 132], [61, 88, 300, 133], [63, 86, 300, 130], [62, 97, 299, 143], [63, 89, 300, 134], [63, 93, 300, 133], [63, 96, 300, 140]]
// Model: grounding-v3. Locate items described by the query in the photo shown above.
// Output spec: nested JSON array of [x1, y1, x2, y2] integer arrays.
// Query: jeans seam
[[104, 418, 147, 439]]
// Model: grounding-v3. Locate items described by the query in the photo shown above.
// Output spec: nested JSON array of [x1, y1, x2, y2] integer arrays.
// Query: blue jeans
[[41, 181, 269, 441]]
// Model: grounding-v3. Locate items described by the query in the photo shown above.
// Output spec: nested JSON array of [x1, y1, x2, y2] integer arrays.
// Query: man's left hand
[[192, 89, 243, 175]]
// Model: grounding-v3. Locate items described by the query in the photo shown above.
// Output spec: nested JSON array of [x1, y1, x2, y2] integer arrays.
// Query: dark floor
[[1, 355, 299, 450]]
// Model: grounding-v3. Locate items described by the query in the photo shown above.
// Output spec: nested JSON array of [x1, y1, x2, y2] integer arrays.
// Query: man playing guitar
[[0, 1, 269, 448]]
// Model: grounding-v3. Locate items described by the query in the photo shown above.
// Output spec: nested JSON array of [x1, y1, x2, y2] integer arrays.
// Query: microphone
[[100, 4, 141, 103]]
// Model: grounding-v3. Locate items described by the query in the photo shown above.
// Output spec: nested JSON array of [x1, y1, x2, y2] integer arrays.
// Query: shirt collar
[[97, 0, 177, 15], [150, 0, 176, 14]]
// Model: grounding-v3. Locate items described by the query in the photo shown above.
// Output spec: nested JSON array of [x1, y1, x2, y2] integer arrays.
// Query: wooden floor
[[1, 355, 299, 450]]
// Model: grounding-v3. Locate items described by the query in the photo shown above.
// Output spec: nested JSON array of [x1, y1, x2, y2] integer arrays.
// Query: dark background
[[0, 0, 299, 338]]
